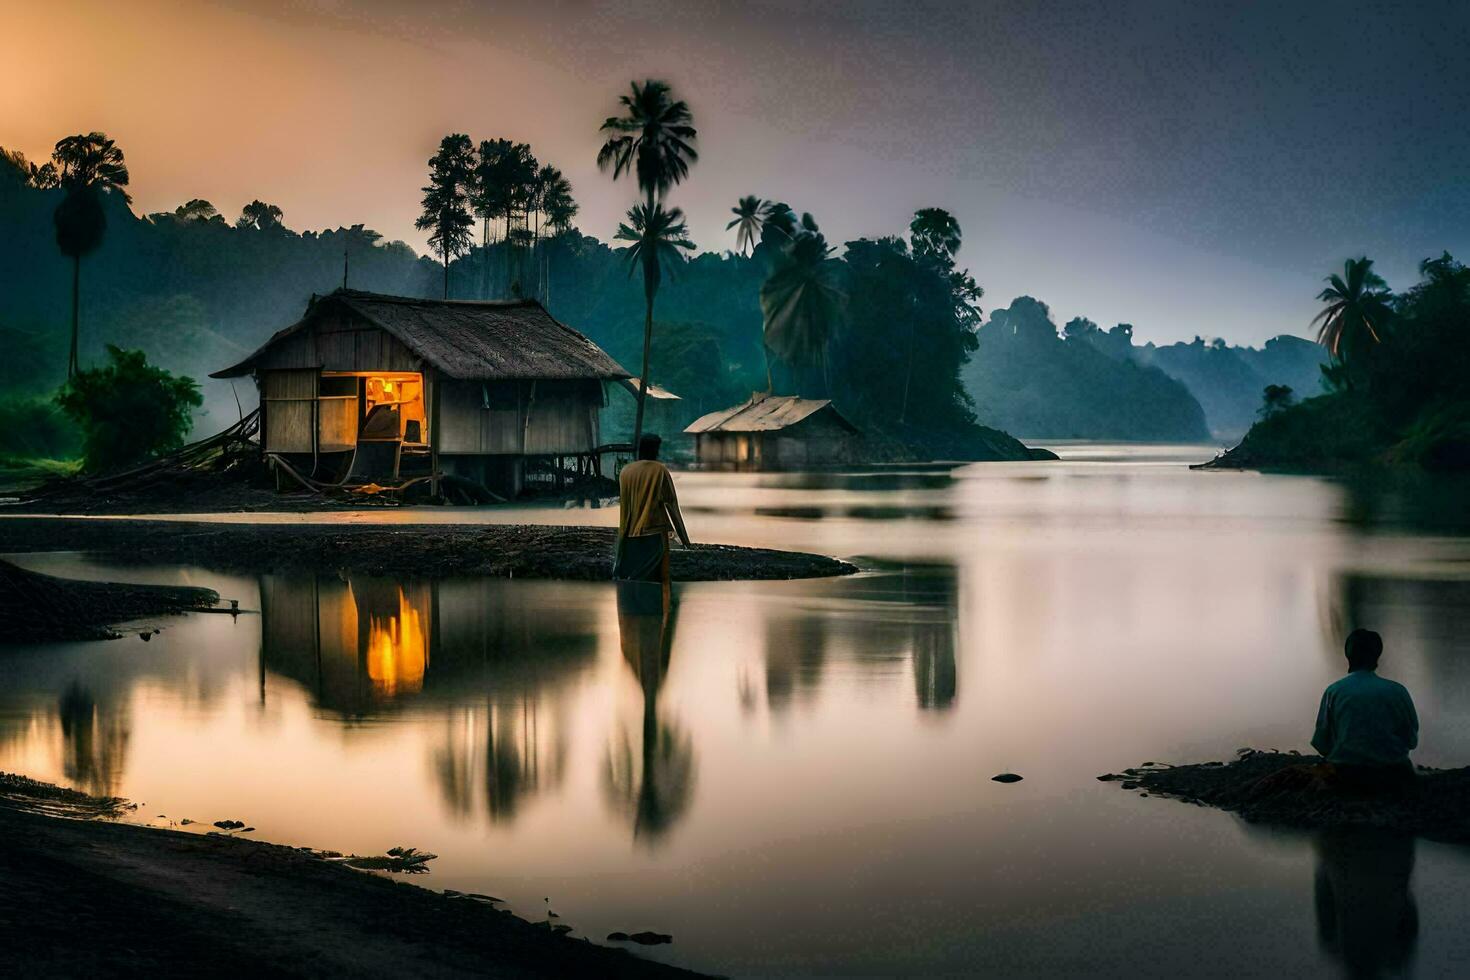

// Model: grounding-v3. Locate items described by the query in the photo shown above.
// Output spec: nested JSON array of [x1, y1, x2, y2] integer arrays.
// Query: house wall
[[438, 378, 600, 456]]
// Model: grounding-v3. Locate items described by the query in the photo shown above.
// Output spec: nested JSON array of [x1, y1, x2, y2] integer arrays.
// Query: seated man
[[613, 434, 692, 588], [1311, 629, 1419, 790]]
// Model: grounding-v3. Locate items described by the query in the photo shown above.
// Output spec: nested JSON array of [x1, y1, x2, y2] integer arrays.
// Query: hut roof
[[211, 289, 629, 381], [684, 394, 858, 434]]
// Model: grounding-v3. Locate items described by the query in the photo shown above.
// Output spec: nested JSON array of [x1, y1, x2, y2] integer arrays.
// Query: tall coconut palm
[[726, 196, 766, 255], [415, 134, 476, 299], [760, 214, 847, 393], [615, 202, 695, 448], [909, 207, 962, 261], [598, 79, 698, 445], [597, 79, 698, 211], [1312, 257, 1392, 362], [51, 133, 130, 379]]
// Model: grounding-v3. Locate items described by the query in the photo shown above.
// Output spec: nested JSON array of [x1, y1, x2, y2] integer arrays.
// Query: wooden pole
[[429, 369, 442, 499]]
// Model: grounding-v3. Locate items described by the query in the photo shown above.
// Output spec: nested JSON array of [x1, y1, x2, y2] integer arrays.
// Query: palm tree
[[615, 202, 695, 447], [910, 207, 961, 261], [50, 133, 130, 379], [760, 214, 847, 393], [597, 79, 699, 211], [598, 79, 698, 445], [726, 196, 767, 255], [1312, 257, 1392, 363], [415, 134, 476, 299], [758, 201, 797, 249]]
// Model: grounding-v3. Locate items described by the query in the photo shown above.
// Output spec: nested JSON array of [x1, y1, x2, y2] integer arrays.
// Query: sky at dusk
[[4, 0, 1468, 346]]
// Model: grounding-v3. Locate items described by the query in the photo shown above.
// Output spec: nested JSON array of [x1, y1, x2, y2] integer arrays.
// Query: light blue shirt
[[1311, 669, 1419, 767]]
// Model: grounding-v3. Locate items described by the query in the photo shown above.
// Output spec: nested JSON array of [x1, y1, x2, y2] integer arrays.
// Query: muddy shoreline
[[1105, 751, 1470, 844], [0, 773, 703, 978], [0, 517, 856, 581]]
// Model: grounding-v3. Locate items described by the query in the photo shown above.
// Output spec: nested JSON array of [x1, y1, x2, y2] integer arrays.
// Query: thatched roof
[[684, 394, 858, 434], [212, 289, 629, 381]]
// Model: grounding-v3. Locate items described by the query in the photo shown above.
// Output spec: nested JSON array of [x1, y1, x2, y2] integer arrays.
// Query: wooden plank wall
[[438, 379, 599, 455], [262, 369, 316, 453]]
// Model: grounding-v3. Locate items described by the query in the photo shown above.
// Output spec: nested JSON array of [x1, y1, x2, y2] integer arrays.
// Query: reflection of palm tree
[[605, 582, 695, 841], [1314, 830, 1418, 977], [57, 682, 129, 797]]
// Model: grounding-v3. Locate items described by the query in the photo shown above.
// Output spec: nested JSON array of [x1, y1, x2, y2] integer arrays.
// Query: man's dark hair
[[637, 433, 662, 461], [1345, 628, 1383, 670]]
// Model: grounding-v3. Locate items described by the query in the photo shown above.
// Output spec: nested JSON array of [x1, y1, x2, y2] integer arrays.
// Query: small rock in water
[[1121, 780, 1140, 790], [551, 924, 573, 935], [606, 932, 630, 942], [991, 773, 1024, 783]]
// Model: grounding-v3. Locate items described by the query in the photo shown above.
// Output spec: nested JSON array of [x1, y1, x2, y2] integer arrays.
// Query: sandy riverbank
[[0, 773, 703, 978], [0, 517, 856, 581]]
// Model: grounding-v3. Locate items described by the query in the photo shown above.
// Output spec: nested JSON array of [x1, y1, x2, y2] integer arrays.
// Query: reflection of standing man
[[614, 434, 691, 593]]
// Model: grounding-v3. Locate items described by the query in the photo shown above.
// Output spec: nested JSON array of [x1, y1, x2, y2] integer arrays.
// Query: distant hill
[[1129, 335, 1327, 440], [964, 298, 1211, 442]]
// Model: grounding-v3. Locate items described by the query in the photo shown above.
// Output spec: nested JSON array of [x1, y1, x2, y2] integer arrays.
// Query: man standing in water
[[1311, 629, 1420, 790], [614, 434, 691, 590]]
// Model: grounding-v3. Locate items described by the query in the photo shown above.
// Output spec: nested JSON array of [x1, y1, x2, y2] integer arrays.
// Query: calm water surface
[[5, 444, 1470, 977]]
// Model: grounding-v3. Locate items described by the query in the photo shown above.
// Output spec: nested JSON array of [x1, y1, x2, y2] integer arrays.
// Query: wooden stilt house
[[212, 289, 630, 496]]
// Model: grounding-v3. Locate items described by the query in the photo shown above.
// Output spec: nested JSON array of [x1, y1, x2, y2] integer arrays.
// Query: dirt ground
[[0, 774, 704, 978], [0, 517, 856, 581]]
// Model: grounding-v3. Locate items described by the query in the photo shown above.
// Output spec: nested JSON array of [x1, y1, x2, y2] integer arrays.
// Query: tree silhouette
[[415, 134, 475, 299], [615, 202, 695, 444], [760, 213, 847, 393], [50, 132, 131, 379], [726, 195, 767, 256], [597, 79, 698, 211], [598, 78, 698, 446], [236, 200, 284, 230], [1312, 257, 1392, 369], [173, 198, 219, 222], [758, 201, 797, 249], [539, 167, 576, 305], [909, 207, 962, 261]]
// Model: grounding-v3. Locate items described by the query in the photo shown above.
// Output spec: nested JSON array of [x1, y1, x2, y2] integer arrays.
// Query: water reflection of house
[[212, 289, 630, 496], [685, 393, 860, 470], [258, 573, 598, 823]]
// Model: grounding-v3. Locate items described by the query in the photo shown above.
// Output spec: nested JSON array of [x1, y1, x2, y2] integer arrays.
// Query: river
[[4, 444, 1470, 976]]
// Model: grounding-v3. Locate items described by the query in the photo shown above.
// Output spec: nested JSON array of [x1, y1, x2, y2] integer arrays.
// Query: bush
[[0, 394, 80, 459], [56, 345, 202, 472]]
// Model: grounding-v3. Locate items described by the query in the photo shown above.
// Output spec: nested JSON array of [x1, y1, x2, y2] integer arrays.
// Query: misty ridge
[[0, 153, 1320, 453]]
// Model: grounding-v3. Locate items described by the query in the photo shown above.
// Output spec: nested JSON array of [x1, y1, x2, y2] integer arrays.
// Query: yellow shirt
[[617, 460, 689, 542]]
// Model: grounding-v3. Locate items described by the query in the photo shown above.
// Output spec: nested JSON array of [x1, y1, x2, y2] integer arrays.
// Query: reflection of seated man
[[1311, 629, 1419, 792], [1314, 830, 1418, 977], [613, 434, 691, 589]]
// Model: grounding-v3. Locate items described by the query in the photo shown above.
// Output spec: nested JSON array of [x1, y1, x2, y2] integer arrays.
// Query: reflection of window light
[[365, 588, 428, 697]]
